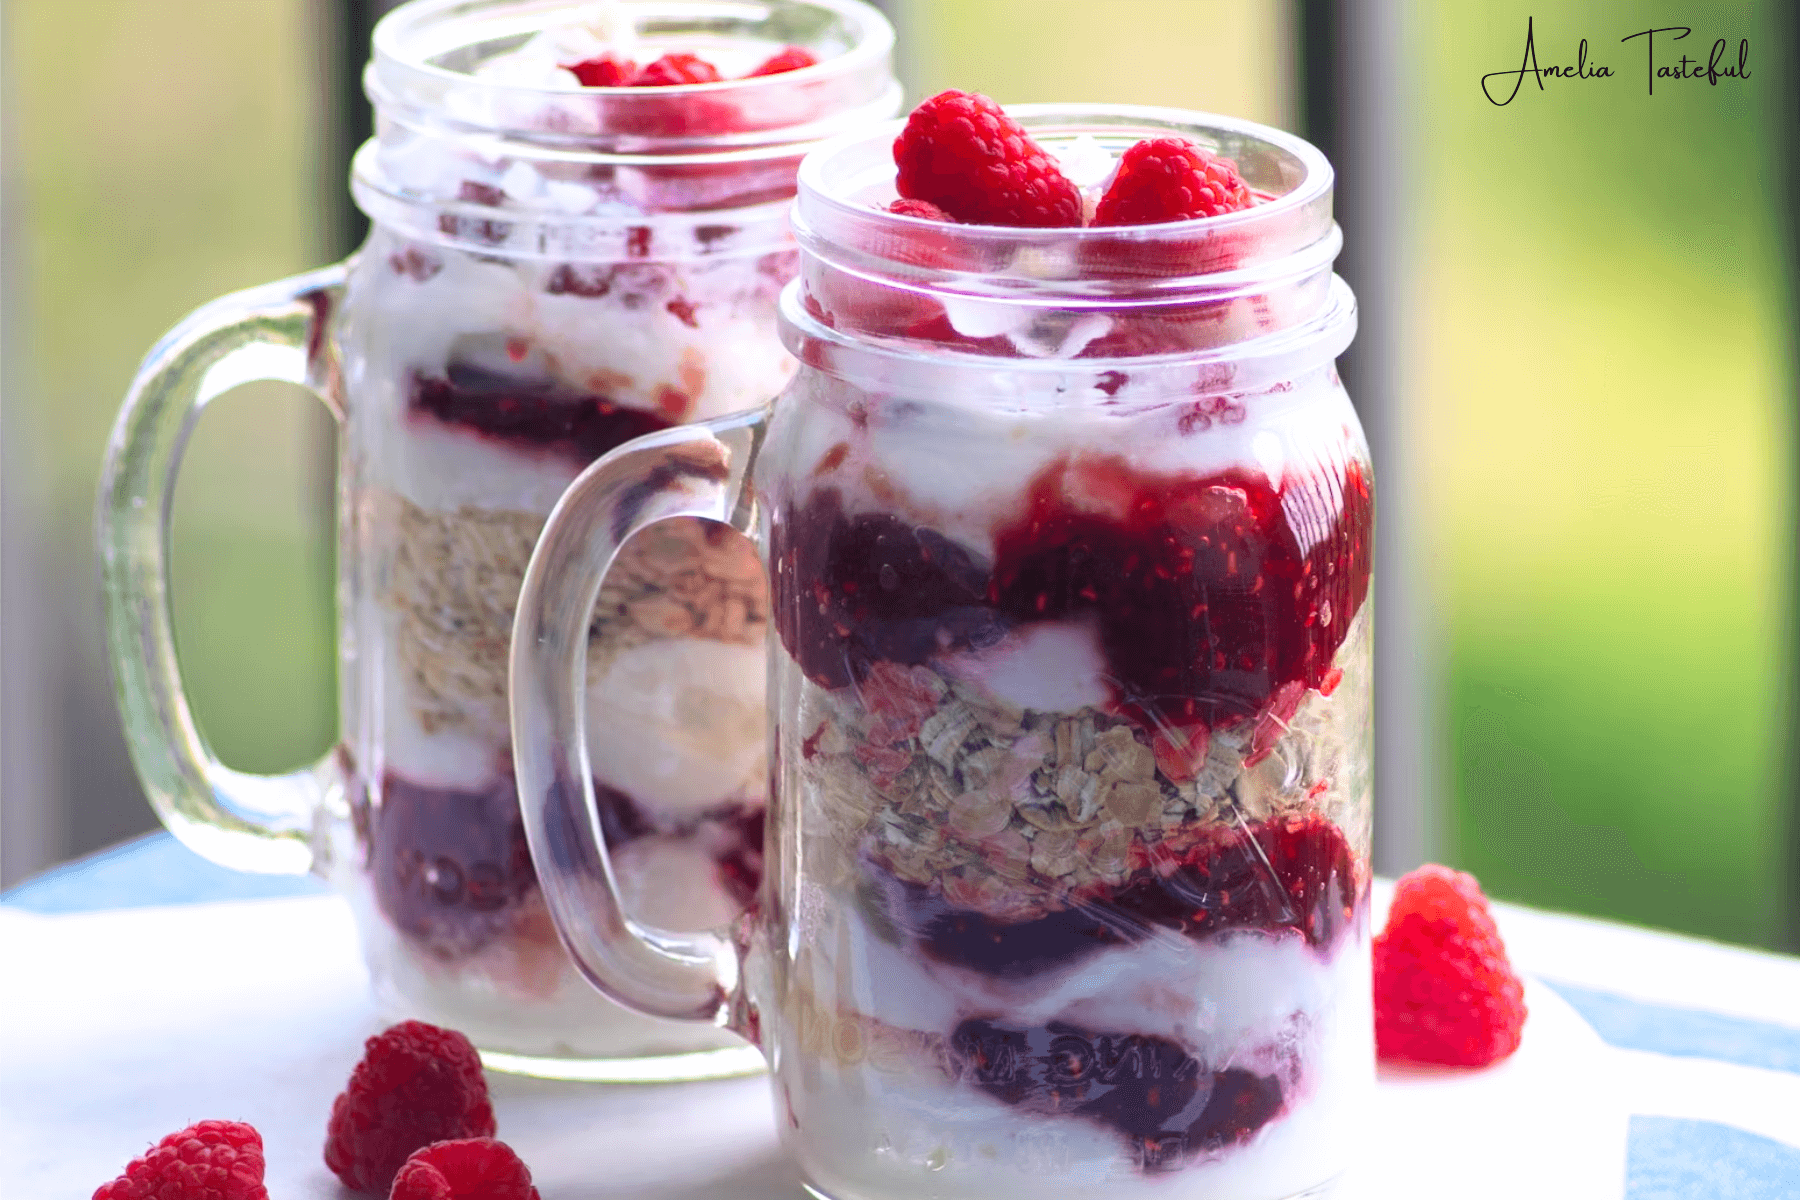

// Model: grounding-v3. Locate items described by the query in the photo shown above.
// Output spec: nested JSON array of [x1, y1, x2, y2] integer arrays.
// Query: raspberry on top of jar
[[885, 88, 1258, 229], [463, 0, 823, 92]]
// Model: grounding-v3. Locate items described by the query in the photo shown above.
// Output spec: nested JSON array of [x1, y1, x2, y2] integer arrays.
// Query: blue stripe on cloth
[[1, 832, 326, 913], [1626, 1116, 1800, 1199], [1544, 979, 1800, 1076]]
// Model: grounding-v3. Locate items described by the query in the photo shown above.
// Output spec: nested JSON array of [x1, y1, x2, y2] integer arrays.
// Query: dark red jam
[[769, 489, 1007, 688], [409, 361, 673, 468], [991, 455, 1371, 731], [916, 812, 1350, 1171], [372, 770, 765, 954], [952, 1018, 1284, 1171], [891, 813, 1357, 979], [715, 806, 766, 910], [371, 772, 535, 958], [771, 450, 1372, 735]]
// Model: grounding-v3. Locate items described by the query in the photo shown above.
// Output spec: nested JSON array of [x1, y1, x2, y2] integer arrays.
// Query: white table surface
[[4, 843, 1799, 1199]]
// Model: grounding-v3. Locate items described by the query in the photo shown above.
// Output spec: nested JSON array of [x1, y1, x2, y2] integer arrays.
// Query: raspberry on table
[[1092, 137, 1253, 225], [325, 1021, 497, 1195], [747, 45, 818, 76], [564, 54, 636, 87], [389, 1140, 540, 1200], [632, 52, 724, 86], [892, 90, 1082, 228], [93, 1120, 268, 1200], [1374, 864, 1528, 1067]]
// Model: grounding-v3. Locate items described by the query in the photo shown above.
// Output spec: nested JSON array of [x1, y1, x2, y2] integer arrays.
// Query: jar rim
[[369, 0, 901, 158], [355, 0, 900, 251], [793, 103, 1337, 300], [778, 274, 1358, 397]]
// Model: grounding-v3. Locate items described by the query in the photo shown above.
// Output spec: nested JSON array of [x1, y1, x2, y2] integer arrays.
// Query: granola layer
[[382, 493, 765, 746], [796, 605, 1369, 925]]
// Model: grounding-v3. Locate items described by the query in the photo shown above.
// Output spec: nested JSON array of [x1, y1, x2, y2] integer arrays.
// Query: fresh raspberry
[[94, 1121, 268, 1200], [887, 197, 955, 222], [1374, 864, 1527, 1067], [325, 1021, 497, 1194], [389, 1140, 539, 1200], [564, 54, 635, 87], [632, 52, 723, 86], [1092, 137, 1253, 225], [892, 90, 1082, 228], [747, 46, 818, 76]]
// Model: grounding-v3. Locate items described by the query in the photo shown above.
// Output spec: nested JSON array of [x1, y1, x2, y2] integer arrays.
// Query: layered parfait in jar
[[334, 0, 897, 1071], [758, 96, 1373, 1196]]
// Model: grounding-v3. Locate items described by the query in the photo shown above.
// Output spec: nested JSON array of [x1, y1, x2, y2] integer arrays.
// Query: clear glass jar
[[97, 0, 897, 1080], [512, 105, 1373, 1193]]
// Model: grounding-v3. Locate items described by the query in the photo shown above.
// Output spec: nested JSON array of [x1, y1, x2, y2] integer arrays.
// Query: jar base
[[478, 1043, 766, 1083], [800, 1171, 1349, 1200]]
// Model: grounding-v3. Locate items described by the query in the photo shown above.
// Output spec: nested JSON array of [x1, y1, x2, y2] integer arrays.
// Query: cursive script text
[[1482, 16, 1613, 106], [1620, 26, 1751, 95]]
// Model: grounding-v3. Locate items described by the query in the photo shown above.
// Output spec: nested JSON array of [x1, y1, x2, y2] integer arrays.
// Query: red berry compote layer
[[336, 6, 830, 1059]]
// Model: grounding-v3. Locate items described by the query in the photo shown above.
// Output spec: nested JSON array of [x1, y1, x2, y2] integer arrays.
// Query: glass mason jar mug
[[513, 107, 1374, 1195], [97, 0, 897, 1079]]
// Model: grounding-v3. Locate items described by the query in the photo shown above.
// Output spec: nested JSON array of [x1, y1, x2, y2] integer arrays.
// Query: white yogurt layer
[[810, 887, 1365, 1075], [612, 833, 745, 932], [778, 893, 1371, 1200], [585, 636, 767, 818], [367, 417, 584, 515], [473, 0, 641, 92], [771, 363, 1354, 560], [1053, 133, 1119, 191], [352, 229, 796, 516], [936, 621, 1110, 715], [340, 870, 753, 1060], [528, 261, 795, 418], [374, 619, 502, 791]]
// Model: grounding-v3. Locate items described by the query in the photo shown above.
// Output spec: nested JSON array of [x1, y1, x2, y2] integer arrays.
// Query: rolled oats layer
[[794, 605, 1369, 922], [383, 494, 765, 744]]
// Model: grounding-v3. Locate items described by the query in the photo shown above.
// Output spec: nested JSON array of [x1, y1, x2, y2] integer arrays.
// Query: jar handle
[[97, 264, 349, 876], [510, 408, 768, 1029]]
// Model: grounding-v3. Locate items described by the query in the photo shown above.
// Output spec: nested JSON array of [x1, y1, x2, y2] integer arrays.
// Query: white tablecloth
[[4, 870, 1798, 1198]]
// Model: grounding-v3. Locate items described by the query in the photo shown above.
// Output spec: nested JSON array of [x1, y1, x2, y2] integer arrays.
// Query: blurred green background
[[6, 0, 336, 860], [5, 0, 1792, 949], [1412, 1, 1789, 949]]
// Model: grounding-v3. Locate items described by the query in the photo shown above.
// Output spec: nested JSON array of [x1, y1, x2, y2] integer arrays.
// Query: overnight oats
[[506, 94, 1373, 1194], [752, 102, 1374, 1197], [335, 0, 898, 1071]]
